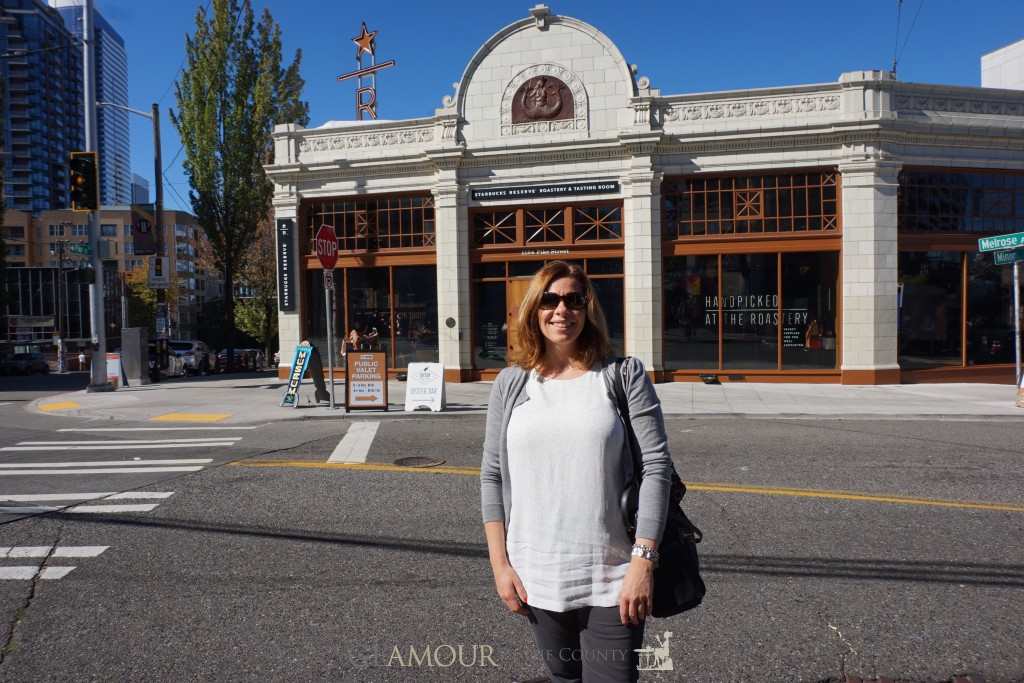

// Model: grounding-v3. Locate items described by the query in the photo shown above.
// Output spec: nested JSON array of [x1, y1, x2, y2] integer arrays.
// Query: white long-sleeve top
[[505, 368, 632, 612]]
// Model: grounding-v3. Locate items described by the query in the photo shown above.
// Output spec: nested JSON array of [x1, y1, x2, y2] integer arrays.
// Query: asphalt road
[[0, 376, 1022, 681]]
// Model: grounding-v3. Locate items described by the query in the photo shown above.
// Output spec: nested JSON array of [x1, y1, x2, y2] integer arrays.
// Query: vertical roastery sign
[[277, 219, 296, 311]]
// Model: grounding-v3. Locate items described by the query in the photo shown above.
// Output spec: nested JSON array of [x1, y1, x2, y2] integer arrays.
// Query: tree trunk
[[223, 262, 235, 369]]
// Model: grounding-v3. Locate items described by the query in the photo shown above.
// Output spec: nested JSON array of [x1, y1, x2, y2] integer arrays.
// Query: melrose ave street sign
[[978, 232, 1024, 253], [315, 224, 339, 270]]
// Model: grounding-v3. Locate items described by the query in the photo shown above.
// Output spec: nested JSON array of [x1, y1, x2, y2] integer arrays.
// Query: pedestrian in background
[[480, 260, 673, 682]]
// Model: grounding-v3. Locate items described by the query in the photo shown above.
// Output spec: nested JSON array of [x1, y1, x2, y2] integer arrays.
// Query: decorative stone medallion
[[500, 64, 588, 137], [512, 76, 573, 123]]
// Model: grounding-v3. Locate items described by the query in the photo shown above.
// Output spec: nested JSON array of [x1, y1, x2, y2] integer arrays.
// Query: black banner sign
[[277, 218, 296, 311], [470, 181, 620, 202]]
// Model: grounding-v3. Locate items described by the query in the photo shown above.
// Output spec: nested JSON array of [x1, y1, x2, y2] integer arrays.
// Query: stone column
[[622, 170, 664, 372], [432, 182, 473, 381], [273, 197, 303, 375], [838, 160, 901, 384]]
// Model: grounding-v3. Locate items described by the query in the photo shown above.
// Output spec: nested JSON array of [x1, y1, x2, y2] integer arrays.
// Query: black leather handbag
[[610, 359, 706, 618]]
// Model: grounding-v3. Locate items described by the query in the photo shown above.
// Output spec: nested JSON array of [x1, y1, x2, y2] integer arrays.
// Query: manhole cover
[[393, 456, 446, 468]]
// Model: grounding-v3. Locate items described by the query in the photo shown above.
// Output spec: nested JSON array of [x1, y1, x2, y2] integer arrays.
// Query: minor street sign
[[323, 269, 335, 290], [994, 248, 1024, 266], [315, 224, 338, 270], [978, 232, 1024, 252]]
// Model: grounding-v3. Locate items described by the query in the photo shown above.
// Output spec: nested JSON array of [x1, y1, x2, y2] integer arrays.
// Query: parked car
[[168, 340, 213, 375], [216, 348, 259, 372]]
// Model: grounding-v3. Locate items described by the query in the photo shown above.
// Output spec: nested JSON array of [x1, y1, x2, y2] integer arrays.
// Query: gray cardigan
[[480, 357, 673, 543]]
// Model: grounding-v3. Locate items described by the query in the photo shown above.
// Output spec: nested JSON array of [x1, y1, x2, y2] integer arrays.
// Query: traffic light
[[69, 151, 99, 211]]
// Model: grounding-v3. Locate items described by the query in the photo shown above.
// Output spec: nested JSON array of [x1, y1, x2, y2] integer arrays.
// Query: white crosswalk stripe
[[0, 467, 204, 475], [1, 443, 235, 451], [0, 491, 175, 515], [57, 427, 257, 432], [0, 546, 110, 580], [17, 439, 240, 445], [0, 459, 212, 468], [328, 422, 380, 463]]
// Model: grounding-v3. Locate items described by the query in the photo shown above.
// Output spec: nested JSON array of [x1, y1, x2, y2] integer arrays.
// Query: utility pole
[[83, 0, 111, 391], [54, 238, 66, 373], [153, 102, 166, 340]]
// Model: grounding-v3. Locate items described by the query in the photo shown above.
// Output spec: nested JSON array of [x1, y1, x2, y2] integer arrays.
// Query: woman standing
[[481, 261, 673, 682]]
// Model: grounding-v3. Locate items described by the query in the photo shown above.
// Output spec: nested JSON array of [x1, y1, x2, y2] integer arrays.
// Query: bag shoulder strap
[[610, 357, 642, 476]]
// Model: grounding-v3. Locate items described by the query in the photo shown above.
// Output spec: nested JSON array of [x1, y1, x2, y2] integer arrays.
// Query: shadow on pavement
[[0, 373, 90, 393], [25, 513, 1024, 588]]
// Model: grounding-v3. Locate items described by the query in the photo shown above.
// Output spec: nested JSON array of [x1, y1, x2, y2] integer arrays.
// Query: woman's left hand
[[618, 557, 655, 626]]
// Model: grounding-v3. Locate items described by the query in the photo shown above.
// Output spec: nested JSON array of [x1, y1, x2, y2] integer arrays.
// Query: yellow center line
[[230, 459, 1024, 513]]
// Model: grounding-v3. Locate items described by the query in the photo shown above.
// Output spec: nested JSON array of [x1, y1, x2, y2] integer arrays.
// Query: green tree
[[234, 218, 278, 361], [171, 0, 307, 358]]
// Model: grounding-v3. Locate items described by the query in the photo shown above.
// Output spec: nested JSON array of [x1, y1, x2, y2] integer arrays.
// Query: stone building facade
[[266, 6, 1024, 384]]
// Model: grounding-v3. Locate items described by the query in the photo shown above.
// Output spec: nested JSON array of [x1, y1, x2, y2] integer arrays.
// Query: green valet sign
[[978, 232, 1024, 252], [994, 248, 1024, 266]]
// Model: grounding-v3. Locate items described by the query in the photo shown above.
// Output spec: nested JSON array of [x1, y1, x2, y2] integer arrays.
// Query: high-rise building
[[50, 0, 131, 206], [0, 0, 83, 212], [131, 173, 149, 204]]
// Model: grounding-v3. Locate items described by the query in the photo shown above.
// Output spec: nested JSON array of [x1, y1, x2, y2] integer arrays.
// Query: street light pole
[[96, 101, 164, 338], [83, 0, 110, 392]]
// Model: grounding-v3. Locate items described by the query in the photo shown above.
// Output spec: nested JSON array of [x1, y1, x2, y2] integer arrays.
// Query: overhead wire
[[892, 0, 926, 75]]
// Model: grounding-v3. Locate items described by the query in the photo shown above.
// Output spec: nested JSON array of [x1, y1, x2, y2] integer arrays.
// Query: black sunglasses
[[539, 291, 588, 310]]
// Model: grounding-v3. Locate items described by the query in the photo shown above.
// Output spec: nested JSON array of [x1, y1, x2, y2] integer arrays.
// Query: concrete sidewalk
[[26, 370, 1024, 424]]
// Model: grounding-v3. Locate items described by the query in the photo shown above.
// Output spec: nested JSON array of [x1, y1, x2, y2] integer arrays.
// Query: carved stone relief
[[662, 94, 841, 123], [297, 126, 434, 159], [500, 64, 588, 137], [511, 76, 574, 123]]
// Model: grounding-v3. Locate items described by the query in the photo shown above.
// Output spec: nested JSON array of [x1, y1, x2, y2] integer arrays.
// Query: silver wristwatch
[[631, 544, 660, 566]]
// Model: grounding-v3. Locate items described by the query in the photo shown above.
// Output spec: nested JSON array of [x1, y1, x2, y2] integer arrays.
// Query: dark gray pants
[[527, 605, 645, 682]]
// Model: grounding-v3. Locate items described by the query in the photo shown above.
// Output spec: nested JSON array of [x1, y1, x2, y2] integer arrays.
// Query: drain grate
[[393, 456, 446, 468]]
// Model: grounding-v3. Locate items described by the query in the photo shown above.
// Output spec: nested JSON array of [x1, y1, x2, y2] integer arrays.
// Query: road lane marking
[[0, 504, 160, 514], [0, 567, 77, 580], [0, 459, 211, 468], [38, 401, 80, 412], [65, 503, 160, 514], [0, 546, 108, 558], [18, 438, 240, 445], [0, 402, 12, 407], [0, 492, 174, 502], [229, 460, 1024, 513], [327, 422, 380, 463], [150, 412, 231, 423], [1, 443, 234, 451], [238, 459, 482, 476], [58, 427, 258, 432], [0, 467, 205, 475]]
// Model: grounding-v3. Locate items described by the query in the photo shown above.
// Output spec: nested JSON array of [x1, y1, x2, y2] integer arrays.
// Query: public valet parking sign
[[978, 232, 1024, 403], [345, 351, 388, 411]]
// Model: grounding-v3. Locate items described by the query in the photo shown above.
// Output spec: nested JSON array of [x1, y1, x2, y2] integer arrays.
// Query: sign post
[[315, 224, 339, 410], [1015, 261, 1021, 387]]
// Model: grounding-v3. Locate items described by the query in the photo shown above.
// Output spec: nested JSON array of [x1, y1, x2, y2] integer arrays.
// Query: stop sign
[[315, 224, 338, 270]]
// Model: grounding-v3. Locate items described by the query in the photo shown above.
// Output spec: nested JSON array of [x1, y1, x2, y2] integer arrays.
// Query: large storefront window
[[305, 195, 435, 252], [899, 171, 1024, 234], [898, 169, 1024, 373], [722, 254, 778, 369], [664, 256, 718, 368], [664, 252, 839, 371], [899, 252, 962, 369], [305, 265, 438, 370], [393, 266, 439, 367], [475, 281, 507, 368], [663, 171, 838, 239], [782, 252, 837, 369], [967, 253, 1017, 366]]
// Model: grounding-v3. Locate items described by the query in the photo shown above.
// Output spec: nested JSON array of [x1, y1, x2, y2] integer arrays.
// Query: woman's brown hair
[[508, 261, 613, 370]]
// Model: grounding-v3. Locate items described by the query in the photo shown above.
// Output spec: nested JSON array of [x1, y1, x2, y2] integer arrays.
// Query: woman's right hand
[[492, 563, 529, 616]]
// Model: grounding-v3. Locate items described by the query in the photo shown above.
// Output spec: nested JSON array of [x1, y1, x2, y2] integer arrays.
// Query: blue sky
[[98, 0, 1024, 212]]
